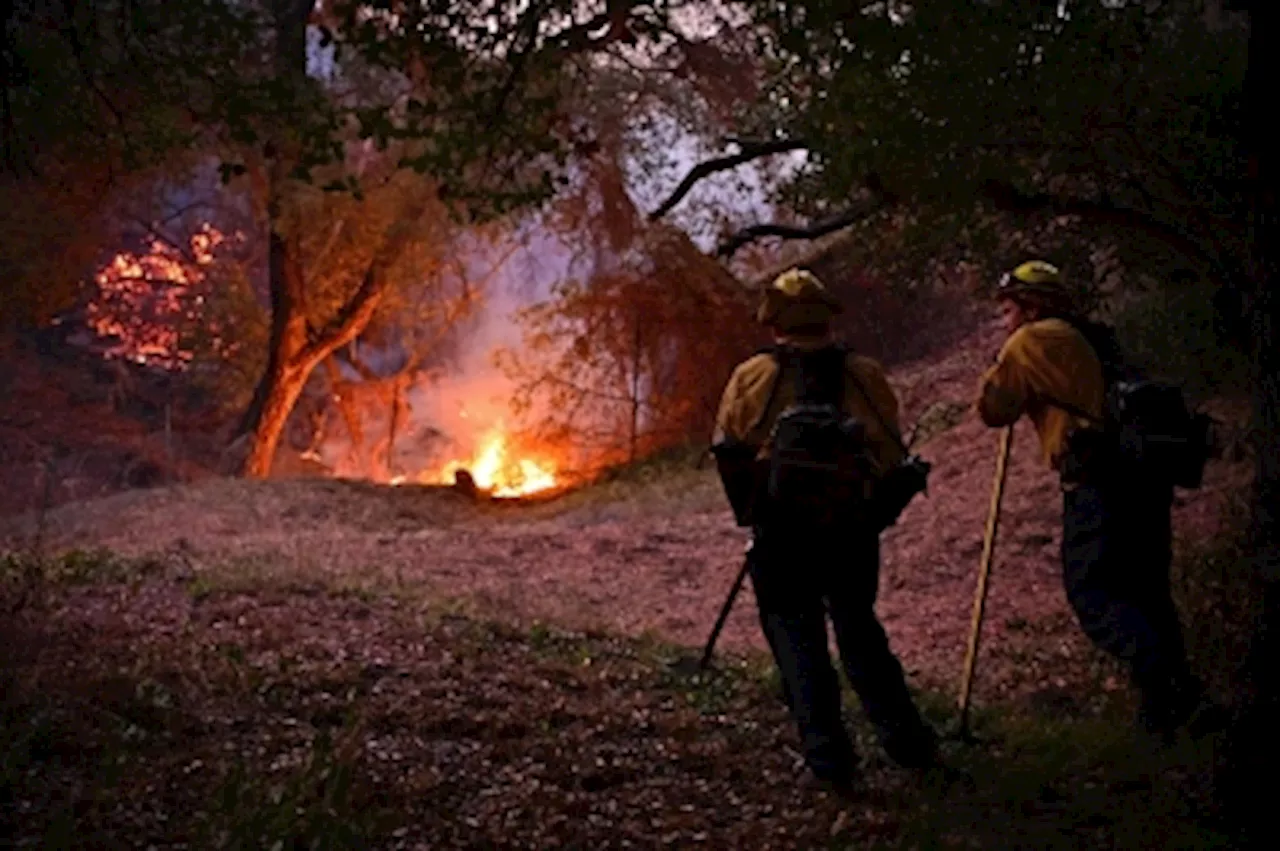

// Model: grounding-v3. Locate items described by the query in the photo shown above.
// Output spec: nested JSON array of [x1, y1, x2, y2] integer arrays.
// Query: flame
[[87, 223, 242, 370], [431, 425, 558, 497]]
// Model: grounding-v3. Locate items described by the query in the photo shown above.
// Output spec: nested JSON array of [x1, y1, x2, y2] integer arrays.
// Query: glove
[[874, 455, 931, 531]]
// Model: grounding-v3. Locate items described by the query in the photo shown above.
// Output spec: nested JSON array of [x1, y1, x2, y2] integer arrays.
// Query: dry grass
[[1, 323, 1254, 848], [2, 570, 1237, 849]]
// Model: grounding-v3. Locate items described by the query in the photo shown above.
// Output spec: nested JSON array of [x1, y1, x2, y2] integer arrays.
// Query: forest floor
[[1, 322, 1253, 848]]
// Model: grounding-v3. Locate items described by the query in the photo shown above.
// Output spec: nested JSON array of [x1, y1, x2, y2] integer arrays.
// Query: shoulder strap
[[841, 352, 910, 456], [744, 347, 787, 436], [1038, 317, 1122, 428], [746, 344, 845, 436]]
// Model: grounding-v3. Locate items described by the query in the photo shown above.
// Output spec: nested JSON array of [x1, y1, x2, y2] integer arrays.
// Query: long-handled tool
[[955, 425, 1015, 741], [698, 541, 753, 670], [668, 541, 753, 677]]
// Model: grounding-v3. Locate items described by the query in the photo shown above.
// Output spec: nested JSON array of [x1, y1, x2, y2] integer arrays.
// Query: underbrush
[[1173, 489, 1258, 700]]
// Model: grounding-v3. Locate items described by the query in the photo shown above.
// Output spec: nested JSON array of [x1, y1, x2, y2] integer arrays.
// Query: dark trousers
[[1061, 478, 1199, 717], [749, 524, 931, 780]]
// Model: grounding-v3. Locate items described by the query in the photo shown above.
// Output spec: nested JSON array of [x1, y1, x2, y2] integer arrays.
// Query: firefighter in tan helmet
[[977, 260, 1224, 741], [711, 268, 939, 795]]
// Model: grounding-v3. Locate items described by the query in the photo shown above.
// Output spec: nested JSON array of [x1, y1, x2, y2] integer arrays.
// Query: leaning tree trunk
[[242, 232, 314, 478], [239, 226, 399, 478]]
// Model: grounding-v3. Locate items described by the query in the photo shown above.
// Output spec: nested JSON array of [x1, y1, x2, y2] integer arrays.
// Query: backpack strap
[[745, 344, 844, 436], [744, 346, 785, 436], [763, 343, 913, 457], [841, 355, 911, 456]]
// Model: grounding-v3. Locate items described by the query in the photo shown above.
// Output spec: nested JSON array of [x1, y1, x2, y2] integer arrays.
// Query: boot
[[1136, 671, 1216, 743], [878, 718, 941, 770]]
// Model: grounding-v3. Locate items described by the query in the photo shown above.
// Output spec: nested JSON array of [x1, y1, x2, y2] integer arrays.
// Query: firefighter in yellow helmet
[[711, 268, 939, 795], [977, 260, 1222, 741]]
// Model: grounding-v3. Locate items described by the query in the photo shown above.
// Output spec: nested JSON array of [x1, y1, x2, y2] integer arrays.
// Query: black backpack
[[760, 345, 877, 526], [1060, 321, 1214, 489]]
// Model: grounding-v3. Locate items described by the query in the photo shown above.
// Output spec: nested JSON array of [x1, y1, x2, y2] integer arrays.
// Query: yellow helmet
[[996, 260, 1075, 311], [756, 268, 843, 332]]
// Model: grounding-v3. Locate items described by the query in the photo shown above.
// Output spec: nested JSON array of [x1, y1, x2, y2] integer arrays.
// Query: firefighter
[[712, 268, 939, 795], [976, 260, 1220, 741]]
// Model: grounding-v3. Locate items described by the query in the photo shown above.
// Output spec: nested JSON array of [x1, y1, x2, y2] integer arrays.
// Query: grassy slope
[[1, 546, 1238, 850], [1, 319, 1254, 848]]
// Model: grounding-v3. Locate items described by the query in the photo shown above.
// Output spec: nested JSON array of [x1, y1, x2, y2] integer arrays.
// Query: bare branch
[[648, 138, 809, 221], [715, 194, 890, 259]]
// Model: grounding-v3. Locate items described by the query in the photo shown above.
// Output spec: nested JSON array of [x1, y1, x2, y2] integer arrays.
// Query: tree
[[500, 151, 756, 470], [4, 1, 703, 475]]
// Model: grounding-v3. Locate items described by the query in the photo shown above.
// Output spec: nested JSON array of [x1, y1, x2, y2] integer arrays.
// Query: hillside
[[0, 336, 221, 518], [2, 319, 1251, 710], [2, 314, 1253, 848]]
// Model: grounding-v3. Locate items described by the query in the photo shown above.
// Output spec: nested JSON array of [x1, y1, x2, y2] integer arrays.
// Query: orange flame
[[87, 224, 242, 369], [429, 424, 558, 497]]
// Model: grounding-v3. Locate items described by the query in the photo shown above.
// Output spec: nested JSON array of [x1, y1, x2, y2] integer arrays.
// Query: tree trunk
[[629, 314, 643, 463], [242, 357, 311, 477], [242, 231, 310, 477], [1220, 3, 1280, 838]]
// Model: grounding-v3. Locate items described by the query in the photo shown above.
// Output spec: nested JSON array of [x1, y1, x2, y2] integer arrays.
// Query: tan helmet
[[757, 267, 843, 332], [996, 260, 1076, 313]]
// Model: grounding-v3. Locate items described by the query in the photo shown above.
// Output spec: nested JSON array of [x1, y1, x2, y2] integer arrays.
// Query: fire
[[87, 223, 242, 369], [431, 425, 558, 497]]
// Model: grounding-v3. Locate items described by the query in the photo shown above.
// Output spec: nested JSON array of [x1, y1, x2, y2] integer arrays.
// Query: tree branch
[[300, 198, 432, 365], [300, 261, 389, 367], [647, 138, 809, 221], [715, 192, 891, 259], [979, 178, 1242, 283]]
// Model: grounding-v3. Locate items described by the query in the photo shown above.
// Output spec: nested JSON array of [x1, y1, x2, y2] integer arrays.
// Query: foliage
[[1107, 274, 1250, 400], [197, 727, 379, 851], [88, 223, 243, 369], [635, 2, 1252, 314], [183, 259, 272, 416], [0, 169, 113, 327], [499, 219, 756, 469]]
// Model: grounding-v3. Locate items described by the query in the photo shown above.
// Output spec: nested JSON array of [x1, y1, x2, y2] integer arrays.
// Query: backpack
[[1060, 321, 1214, 489], [760, 345, 877, 526]]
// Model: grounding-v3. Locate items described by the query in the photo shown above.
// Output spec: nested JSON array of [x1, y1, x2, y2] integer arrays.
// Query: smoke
[[309, 221, 572, 483]]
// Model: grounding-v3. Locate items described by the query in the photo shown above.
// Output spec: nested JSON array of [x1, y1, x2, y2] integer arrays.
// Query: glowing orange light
[[87, 223, 239, 370], [430, 424, 557, 497]]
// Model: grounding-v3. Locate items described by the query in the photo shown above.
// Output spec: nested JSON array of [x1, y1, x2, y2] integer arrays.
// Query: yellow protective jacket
[[976, 318, 1106, 469], [713, 338, 905, 477]]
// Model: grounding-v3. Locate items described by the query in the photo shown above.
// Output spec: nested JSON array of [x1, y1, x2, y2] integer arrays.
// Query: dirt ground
[[2, 325, 1249, 716]]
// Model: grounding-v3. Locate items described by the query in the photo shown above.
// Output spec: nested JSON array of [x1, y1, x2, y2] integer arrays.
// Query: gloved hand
[[874, 455, 931, 531]]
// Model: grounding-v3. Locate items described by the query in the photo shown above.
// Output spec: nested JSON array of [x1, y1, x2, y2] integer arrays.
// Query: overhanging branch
[[648, 138, 809, 221], [980, 178, 1241, 283], [715, 186, 893, 259]]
